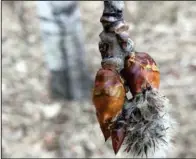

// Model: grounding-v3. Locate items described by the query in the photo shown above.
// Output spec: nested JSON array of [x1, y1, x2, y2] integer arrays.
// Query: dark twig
[[99, 1, 134, 72]]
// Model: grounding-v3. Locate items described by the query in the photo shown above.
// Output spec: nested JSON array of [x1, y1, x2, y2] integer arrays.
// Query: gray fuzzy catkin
[[113, 88, 177, 158]]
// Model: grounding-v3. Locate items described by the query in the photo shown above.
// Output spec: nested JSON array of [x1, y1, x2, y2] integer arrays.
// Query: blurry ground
[[2, 1, 196, 158]]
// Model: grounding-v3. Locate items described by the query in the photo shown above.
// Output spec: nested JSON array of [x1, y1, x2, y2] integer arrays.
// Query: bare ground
[[2, 1, 196, 158]]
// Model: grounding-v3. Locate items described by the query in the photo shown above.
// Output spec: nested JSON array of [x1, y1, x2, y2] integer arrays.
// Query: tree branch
[[100, 1, 127, 32], [99, 1, 134, 71]]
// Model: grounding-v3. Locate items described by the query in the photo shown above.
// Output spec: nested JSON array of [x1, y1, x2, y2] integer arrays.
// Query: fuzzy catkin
[[112, 88, 177, 158]]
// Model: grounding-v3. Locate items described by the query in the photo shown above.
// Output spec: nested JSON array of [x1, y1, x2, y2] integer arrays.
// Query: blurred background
[[2, 1, 196, 158]]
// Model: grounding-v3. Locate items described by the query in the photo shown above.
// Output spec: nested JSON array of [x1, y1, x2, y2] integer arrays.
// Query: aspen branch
[[97, 1, 177, 158], [99, 1, 134, 72]]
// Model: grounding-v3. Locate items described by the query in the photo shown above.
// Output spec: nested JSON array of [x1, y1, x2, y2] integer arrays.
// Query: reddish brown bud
[[111, 127, 126, 154], [92, 67, 126, 141], [121, 52, 160, 96]]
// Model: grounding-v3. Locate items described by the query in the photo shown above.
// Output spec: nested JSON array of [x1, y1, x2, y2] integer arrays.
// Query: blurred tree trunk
[[36, 1, 92, 101]]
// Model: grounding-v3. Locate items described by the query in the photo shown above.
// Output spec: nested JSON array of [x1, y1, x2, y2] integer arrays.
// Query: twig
[[99, 1, 134, 71]]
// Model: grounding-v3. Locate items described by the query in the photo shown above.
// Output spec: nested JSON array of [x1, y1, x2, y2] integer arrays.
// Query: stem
[[99, 1, 134, 71], [100, 1, 126, 32]]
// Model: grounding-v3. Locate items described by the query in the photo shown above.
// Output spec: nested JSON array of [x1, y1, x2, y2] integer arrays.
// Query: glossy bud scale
[[121, 52, 160, 96], [92, 66, 126, 141]]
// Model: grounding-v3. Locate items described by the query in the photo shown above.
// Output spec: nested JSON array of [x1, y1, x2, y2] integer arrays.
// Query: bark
[[36, 1, 92, 101]]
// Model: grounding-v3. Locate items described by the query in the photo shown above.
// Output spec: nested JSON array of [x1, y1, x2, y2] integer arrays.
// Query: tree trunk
[[36, 1, 92, 101]]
